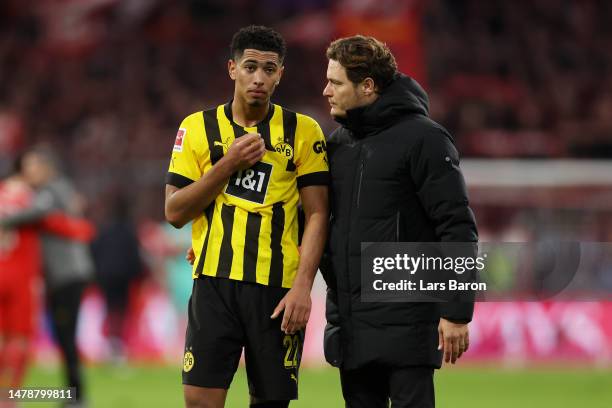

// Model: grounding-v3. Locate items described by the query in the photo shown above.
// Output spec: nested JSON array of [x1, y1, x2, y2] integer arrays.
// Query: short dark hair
[[326, 35, 397, 90], [230, 25, 286, 62]]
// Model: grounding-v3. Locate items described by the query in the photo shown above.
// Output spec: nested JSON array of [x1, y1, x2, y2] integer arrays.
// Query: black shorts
[[182, 275, 304, 401]]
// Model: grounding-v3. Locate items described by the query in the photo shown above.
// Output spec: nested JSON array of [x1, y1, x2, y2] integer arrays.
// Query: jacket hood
[[335, 73, 429, 138]]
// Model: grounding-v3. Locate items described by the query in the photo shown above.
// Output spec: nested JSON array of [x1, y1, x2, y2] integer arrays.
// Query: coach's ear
[[361, 77, 376, 96], [228, 59, 237, 81]]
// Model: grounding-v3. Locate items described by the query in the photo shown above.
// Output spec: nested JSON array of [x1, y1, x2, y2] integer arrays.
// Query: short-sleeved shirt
[[165, 102, 328, 288]]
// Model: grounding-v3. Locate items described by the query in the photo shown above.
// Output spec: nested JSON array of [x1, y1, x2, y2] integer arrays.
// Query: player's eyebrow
[[242, 58, 279, 67]]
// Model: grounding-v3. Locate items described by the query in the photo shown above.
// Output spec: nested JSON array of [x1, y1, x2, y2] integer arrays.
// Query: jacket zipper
[[356, 161, 364, 208], [344, 143, 364, 322], [396, 211, 401, 242]]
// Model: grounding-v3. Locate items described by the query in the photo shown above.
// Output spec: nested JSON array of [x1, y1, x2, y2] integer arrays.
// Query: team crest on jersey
[[174, 128, 186, 152], [183, 350, 195, 372], [274, 142, 294, 160]]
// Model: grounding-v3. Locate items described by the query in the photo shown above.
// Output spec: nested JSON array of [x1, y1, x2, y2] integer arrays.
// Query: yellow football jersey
[[166, 102, 328, 288]]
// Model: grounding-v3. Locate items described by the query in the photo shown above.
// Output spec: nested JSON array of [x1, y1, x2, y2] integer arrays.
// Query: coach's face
[[229, 49, 284, 107], [323, 59, 364, 118]]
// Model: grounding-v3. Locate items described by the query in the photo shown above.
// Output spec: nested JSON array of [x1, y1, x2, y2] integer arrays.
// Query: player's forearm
[[0, 207, 48, 228], [292, 209, 328, 290], [165, 158, 236, 228]]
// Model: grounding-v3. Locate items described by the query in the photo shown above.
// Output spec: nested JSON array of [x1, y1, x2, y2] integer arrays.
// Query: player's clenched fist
[[223, 133, 266, 171]]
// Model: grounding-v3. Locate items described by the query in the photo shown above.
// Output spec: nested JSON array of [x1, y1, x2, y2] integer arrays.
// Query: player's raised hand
[[271, 284, 312, 335], [223, 133, 266, 171]]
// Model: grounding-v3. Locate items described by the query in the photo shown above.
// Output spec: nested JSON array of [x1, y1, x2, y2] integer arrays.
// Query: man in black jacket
[[321, 35, 478, 407]]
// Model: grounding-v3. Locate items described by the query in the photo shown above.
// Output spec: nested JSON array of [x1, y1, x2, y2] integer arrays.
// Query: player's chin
[[247, 95, 269, 106]]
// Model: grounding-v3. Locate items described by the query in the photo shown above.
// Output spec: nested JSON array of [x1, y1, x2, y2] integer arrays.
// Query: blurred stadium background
[[1, 0, 612, 406]]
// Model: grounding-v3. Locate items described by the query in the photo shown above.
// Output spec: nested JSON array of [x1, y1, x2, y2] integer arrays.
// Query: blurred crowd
[[425, 0, 612, 158], [1, 0, 612, 223], [0, 1, 611, 376], [0, 0, 333, 224]]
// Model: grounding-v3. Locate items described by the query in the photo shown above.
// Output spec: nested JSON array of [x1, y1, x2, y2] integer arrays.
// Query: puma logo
[[290, 373, 298, 384], [214, 138, 231, 153]]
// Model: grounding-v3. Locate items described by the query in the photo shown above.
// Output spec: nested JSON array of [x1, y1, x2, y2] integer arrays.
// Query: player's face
[[229, 49, 284, 107], [323, 59, 364, 118], [21, 153, 50, 188]]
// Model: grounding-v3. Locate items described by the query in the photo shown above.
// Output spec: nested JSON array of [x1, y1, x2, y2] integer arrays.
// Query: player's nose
[[253, 69, 265, 86]]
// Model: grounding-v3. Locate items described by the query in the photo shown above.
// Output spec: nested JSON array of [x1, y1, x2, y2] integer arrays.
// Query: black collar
[[223, 100, 275, 127]]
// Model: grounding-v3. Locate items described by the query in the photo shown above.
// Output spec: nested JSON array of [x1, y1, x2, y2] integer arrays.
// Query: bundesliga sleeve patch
[[173, 128, 186, 152]]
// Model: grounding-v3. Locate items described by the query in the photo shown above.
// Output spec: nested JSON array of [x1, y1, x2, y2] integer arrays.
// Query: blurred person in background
[[321, 36, 478, 407], [0, 156, 40, 403], [0, 147, 95, 407], [162, 221, 194, 315], [91, 194, 143, 363], [164, 26, 328, 408]]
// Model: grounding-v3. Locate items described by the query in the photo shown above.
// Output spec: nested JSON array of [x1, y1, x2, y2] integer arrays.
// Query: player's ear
[[276, 65, 284, 84], [228, 59, 237, 81]]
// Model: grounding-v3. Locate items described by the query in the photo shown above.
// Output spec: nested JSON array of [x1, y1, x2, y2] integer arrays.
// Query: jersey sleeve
[[294, 115, 329, 189], [165, 113, 207, 189]]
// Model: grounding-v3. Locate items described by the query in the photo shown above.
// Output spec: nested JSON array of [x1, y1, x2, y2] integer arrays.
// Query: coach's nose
[[323, 82, 332, 97]]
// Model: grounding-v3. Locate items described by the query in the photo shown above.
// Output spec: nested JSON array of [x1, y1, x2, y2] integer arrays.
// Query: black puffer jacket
[[322, 73, 478, 370]]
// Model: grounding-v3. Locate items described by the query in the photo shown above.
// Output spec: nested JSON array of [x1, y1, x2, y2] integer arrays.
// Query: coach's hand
[[438, 318, 469, 364], [223, 133, 266, 171], [271, 284, 311, 335]]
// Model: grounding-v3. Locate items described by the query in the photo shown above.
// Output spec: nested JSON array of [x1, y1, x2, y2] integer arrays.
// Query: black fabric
[[250, 401, 290, 408], [47, 281, 86, 402], [165, 172, 194, 189], [194, 204, 215, 276], [268, 203, 285, 287], [282, 108, 298, 171], [340, 364, 435, 408], [296, 171, 329, 189], [216, 204, 236, 278], [183, 276, 303, 401], [243, 212, 263, 282], [324, 73, 478, 370], [202, 109, 224, 165]]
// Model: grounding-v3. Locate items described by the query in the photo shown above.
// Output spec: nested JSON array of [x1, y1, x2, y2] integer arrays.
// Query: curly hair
[[230, 25, 286, 62], [326, 35, 397, 90]]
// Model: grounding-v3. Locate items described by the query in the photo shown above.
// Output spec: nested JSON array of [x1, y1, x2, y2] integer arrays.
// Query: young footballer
[[164, 26, 329, 408]]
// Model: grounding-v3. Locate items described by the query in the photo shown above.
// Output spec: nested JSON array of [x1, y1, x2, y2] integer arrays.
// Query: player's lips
[[248, 90, 267, 97]]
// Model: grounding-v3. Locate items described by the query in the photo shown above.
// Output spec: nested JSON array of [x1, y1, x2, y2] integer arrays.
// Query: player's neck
[[231, 97, 270, 128]]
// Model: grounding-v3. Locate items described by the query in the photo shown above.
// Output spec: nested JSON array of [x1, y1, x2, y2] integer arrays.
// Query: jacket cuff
[[439, 301, 474, 323]]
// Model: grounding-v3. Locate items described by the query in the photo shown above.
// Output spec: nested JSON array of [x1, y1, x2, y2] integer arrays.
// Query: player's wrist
[[291, 274, 315, 291], [217, 155, 240, 177]]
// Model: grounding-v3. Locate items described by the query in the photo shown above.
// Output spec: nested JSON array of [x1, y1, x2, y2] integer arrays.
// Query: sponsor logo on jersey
[[313, 140, 327, 154], [174, 128, 186, 152]]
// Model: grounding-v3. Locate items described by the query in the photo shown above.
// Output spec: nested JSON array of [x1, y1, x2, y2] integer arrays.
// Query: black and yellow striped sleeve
[[294, 115, 329, 189], [166, 112, 206, 188]]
